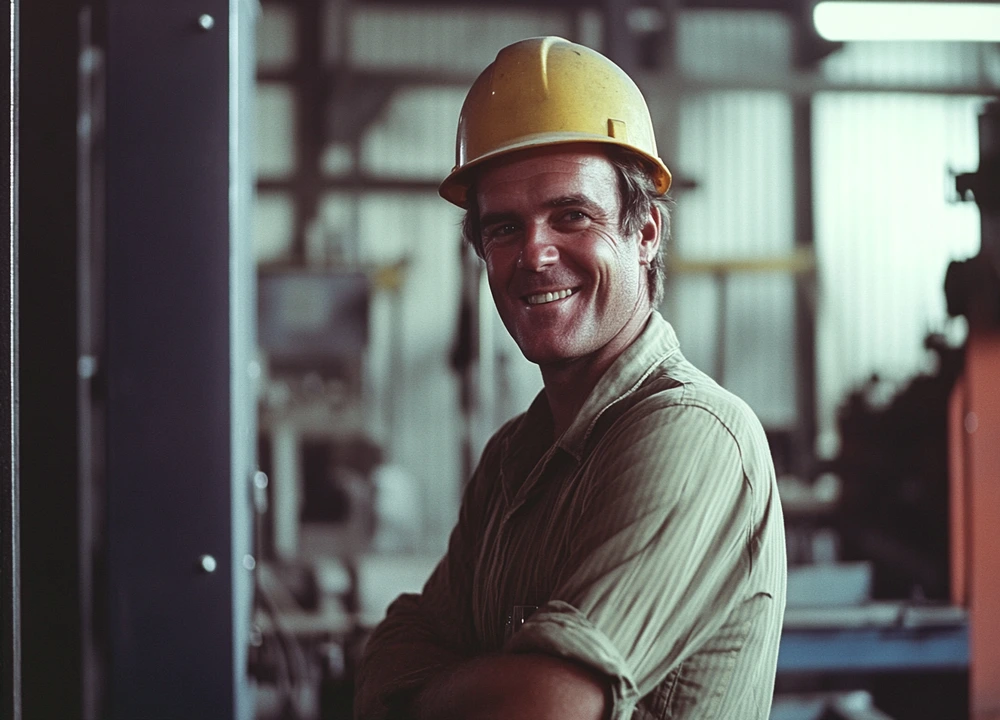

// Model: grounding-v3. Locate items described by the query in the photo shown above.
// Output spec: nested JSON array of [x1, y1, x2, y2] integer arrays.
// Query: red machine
[[948, 100, 1000, 720]]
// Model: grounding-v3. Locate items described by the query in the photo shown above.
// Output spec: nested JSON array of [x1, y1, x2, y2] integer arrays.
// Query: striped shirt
[[356, 312, 787, 720]]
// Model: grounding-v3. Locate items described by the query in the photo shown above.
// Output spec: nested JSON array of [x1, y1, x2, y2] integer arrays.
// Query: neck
[[540, 309, 653, 438]]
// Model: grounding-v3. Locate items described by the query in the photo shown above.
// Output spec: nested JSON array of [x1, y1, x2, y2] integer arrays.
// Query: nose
[[518, 223, 560, 271]]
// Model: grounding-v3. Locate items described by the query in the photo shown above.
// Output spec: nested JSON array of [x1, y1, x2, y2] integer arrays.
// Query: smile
[[525, 288, 576, 306]]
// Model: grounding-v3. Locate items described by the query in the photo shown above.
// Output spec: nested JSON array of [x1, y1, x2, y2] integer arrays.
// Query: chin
[[513, 337, 587, 366]]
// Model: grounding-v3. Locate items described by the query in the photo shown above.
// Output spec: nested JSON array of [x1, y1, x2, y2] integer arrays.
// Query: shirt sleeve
[[505, 400, 760, 719], [354, 437, 499, 720]]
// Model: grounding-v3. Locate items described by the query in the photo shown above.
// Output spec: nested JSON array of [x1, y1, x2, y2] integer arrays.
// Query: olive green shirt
[[356, 312, 786, 719]]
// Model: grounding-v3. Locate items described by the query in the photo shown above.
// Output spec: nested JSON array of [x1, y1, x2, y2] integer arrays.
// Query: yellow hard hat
[[439, 36, 672, 208]]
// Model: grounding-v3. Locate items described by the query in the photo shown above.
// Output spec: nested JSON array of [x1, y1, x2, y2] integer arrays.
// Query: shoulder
[[591, 357, 773, 490]]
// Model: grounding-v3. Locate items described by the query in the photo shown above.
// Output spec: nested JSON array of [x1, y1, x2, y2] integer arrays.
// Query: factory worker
[[356, 36, 786, 720]]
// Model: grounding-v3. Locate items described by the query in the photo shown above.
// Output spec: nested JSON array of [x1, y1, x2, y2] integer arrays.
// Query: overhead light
[[813, 1, 1000, 41]]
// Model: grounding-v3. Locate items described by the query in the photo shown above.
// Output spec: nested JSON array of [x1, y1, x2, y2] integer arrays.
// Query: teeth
[[526, 288, 574, 305]]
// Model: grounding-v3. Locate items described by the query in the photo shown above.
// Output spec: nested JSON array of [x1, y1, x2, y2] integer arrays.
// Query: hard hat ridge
[[439, 36, 672, 208]]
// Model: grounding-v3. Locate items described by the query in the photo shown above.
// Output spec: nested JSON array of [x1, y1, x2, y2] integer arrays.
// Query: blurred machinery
[[252, 266, 380, 719], [832, 334, 963, 603], [250, 261, 438, 719], [775, 100, 1000, 720], [257, 267, 374, 560]]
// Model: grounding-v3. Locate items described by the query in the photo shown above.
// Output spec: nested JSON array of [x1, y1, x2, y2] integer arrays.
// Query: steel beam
[[264, 64, 999, 99]]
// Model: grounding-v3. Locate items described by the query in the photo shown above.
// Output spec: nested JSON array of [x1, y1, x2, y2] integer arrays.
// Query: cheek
[[594, 235, 640, 285], [484, 244, 514, 273], [484, 254, 516, 304]]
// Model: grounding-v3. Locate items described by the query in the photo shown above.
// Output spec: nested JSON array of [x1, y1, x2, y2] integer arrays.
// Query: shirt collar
[[499, 311, 681, 501], [555, 310, 681, 461]]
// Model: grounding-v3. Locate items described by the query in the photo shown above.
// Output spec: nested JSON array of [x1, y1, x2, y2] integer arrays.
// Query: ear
[[637, 205, 662, 266]]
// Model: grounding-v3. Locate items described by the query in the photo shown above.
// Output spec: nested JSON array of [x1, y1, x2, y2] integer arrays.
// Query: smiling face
[[475, 147, 660, 371]]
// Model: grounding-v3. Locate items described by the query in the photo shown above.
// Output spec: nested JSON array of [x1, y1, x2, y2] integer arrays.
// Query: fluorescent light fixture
[[813, 1, 1000, 41]]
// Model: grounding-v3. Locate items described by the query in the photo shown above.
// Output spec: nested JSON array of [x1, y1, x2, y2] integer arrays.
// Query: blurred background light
[[814, 1, 1000, 42]]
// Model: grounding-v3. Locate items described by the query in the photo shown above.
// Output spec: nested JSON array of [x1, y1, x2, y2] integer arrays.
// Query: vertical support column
[[790, 13, 832, 478], [601, 0, 637, 76], [1, 2, 20, 718], [965, 330, 1000, 720], [791, 98, 818, 476], [19, 0, 84, 716], [104, 2, 255, 716], [291, 0, 325, 262]]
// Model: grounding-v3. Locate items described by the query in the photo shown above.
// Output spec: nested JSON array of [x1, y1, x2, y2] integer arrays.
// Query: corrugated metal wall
[[349, 8, 572, 73], [812, 40, 989, 455], [671, 88, 797, 428]]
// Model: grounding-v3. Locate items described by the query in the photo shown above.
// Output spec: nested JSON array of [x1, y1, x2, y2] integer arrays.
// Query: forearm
[[410, 652, 609, 720], [355, 594, 468, 720]]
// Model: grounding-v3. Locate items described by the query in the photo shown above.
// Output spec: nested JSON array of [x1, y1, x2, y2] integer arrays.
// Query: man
[[356, 37, 786, 720]]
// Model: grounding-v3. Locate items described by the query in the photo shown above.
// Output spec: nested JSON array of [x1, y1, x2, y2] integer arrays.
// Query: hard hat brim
[[438, 135, 672, 209]]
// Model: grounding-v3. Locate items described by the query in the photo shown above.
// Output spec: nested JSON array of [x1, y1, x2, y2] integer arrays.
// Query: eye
[[483, 223, 520, 244], [558, 209, 591, 226]]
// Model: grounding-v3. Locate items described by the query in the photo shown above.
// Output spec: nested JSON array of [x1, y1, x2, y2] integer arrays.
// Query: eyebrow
[[479, 194, 603, 229], [547, 194, 600, 211]]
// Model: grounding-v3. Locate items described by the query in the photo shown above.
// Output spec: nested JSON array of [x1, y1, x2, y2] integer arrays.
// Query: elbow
[[422, 653, 609, 720], [519, 662, 608, 720]]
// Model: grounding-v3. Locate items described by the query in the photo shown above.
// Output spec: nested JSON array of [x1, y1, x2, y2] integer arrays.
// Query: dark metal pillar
[[790, 16, 837, 477], [602, 0, 638, 75], [2, 2, 20, 718], [19, 0, 85, 716], [104, 1, 255, 717], [292, 0, 326, 262], [791, 98, 818, 476]]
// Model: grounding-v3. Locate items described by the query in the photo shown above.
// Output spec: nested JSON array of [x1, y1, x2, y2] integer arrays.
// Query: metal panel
[[104, 1, 254, 716]]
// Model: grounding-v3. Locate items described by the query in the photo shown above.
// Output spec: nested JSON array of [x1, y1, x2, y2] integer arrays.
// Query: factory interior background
[[6, 0, 1000, 718]]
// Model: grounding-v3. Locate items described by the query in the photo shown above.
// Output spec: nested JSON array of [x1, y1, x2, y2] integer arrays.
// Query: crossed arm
[[406, 652, 608, 720], [355, 403, 755, 720], [353, 491, 610, 720], [354, 568, 609, 720]]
